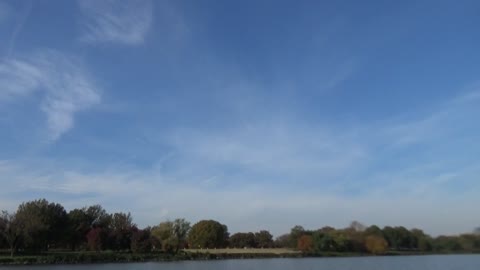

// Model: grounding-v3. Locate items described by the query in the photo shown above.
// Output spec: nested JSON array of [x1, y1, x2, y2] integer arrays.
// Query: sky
[[0, 0, 480, 236]]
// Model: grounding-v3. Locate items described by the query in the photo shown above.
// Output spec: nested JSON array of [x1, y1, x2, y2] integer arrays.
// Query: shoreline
[[1, 251, 479, 266]]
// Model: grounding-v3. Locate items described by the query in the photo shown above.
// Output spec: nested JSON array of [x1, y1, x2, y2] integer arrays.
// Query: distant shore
[[1, 249, 479, 265]]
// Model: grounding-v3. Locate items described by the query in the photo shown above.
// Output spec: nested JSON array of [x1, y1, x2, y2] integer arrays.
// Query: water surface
[[1, 255, 479, 270]]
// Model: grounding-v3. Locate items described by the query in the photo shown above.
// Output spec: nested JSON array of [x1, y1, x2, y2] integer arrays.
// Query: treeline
[[276, 222, 480, 255], [1, 199, 480, 257]]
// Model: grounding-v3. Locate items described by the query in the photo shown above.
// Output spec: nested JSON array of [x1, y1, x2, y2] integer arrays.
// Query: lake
[[1, 255, 479, 270]]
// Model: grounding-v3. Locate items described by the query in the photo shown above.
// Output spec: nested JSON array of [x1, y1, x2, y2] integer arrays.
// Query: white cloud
[[165, 122, 367, 181], [0, 50, 101, 140], [0, 159, 478, 236], [384, 88, 480, 147], [77, 0, 153, 45]]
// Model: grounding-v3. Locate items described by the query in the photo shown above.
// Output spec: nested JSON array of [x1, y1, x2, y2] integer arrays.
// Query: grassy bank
[[0, 249, 297, 265]]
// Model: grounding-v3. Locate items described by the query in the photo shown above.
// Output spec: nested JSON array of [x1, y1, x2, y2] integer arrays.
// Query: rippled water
[[2, 255, 479, 270]]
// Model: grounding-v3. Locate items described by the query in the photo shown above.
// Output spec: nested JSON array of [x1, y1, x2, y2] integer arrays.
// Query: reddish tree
[[297, 235, 314, 253], [87, 228, 106, 251]]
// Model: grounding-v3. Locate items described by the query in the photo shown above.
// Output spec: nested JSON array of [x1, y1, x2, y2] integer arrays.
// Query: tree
[[87, 227, 107, 251], [382, 226, 415, 250], [0, 211, 22, 257], [411, 228, 432, 251], [229, 232, 256, 248], [255, 230, 274, 248], [85, 205, 111, 228], [188, 220, 229, 249], [130, 227, 153, 253], [365, 225, 383, 237], [172, 218, 191, 252], [151, 219, 190, 253], [66, 208, 91, 251], [297, 235, 313, 253], [349, 221, 366, 232], [109, 212, 135, 250], [15, 199, 67, 251], [312, 231, 336, 252], [365, 235, 388, 254], [274, 234, 290, 248], [289, 225, 305, 248], [152, 221, 178, 253], [433, 236, 463, 252]]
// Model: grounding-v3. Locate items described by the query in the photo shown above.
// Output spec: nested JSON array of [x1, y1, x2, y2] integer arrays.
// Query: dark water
[[1, 255, 479, 270]]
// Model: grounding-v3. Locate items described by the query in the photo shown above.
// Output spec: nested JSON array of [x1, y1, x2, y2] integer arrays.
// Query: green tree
[[382, 226, 414, 250], [188, 220, 229, 248], [152, 221, 178, 253], [255, 230, 274, 248], [15, 199, 68, 251], [66, 208, 91, 251], [85, 205, 111, 228], [411, 228, 432, 251], [289, 225, 305, 248], [433, 236, 463, 252], [151, 219, 190, 253], [365, 225, 383, 237], [229, 232, 256, 248], [312, 231, 336, 252], [172, 218, 191, 252]]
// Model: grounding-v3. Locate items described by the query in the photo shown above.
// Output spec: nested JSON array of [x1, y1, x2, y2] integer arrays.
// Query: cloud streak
[[0, 158, 478, 236], [0, 50, 101, 140], [77, 0, 153, 45]]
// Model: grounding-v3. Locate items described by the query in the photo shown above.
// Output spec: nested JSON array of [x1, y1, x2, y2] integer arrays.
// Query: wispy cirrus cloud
[[0, 158, 478, 236], [77, 0, 153, 45], [0, 50, 101, 141]]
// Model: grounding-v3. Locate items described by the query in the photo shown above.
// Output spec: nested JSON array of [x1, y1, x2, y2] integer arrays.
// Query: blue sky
[[0, 0, 479, 236]]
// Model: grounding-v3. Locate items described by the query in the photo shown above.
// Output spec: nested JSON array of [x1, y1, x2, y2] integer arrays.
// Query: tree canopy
[[1, 199, 480, 257]]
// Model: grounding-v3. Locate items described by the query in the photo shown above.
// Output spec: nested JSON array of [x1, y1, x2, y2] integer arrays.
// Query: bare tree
[[0, 211, 22, 257]]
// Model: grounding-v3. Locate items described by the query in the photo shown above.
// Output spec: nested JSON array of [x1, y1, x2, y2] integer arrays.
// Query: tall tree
[[85, 205, 111, 228], [188, 220, 229, 249], [109, 212, 135, 250], [172, 218, 191, 252], [152, 219, 191, 253], [152, 221, 177, 253], [15, 199, 67, 251], [66, 208, 91, 251], [289, 225, 305, 248], [255, 230, 274, 248], [0, 211, 22, 257]]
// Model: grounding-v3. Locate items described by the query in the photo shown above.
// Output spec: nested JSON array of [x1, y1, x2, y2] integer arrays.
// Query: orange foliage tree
[[365, 235, 388, 254], [297, 235, 313, 253]]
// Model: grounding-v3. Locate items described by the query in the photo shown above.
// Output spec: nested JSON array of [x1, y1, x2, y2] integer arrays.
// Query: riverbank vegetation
[[1, 199, 480, 264]]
